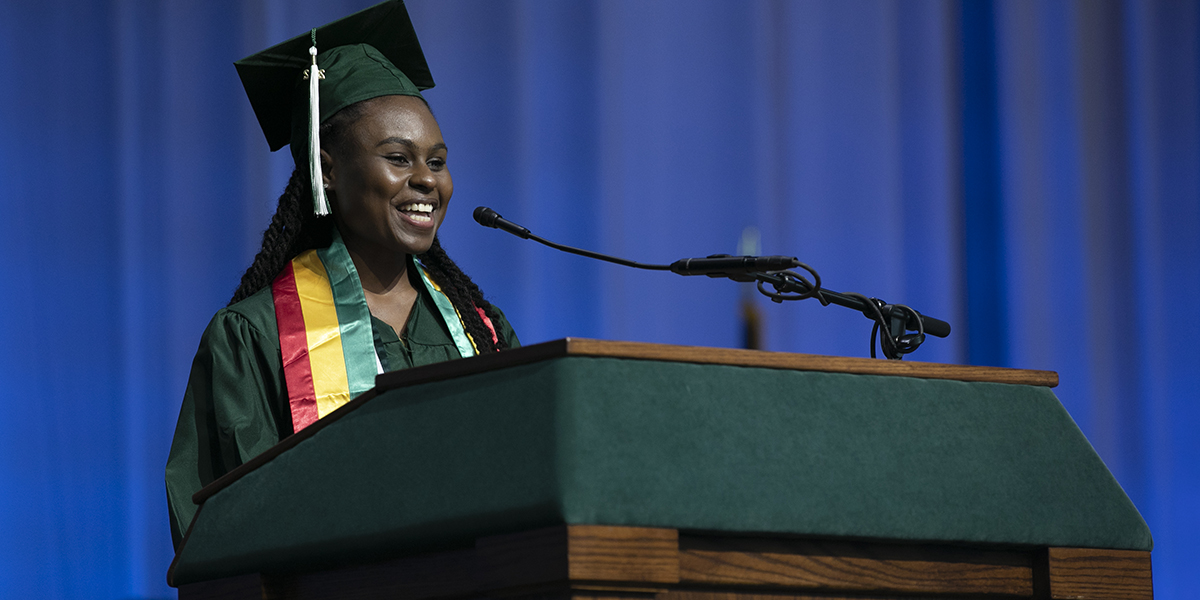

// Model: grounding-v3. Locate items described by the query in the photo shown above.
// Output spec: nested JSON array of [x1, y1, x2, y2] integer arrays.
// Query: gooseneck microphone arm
[[473, 206, 671, 271], [473, 206, 951, 359], [472, 206, 806, 275]]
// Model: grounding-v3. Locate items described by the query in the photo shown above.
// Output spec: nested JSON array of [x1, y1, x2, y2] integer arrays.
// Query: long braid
[[229, 170, 306, 305], [419, 237, 508, 352], [229, 170, 333, 305], [229, 104, 365, 306]]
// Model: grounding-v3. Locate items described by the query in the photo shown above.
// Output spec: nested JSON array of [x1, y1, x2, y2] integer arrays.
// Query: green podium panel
[[169, 340, 1150, 586]]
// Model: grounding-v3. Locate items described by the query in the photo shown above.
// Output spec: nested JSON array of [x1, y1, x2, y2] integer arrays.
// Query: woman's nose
[[409, 164, 435, 192]]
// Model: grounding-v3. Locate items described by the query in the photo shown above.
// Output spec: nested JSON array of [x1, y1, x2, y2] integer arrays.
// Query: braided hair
[[229, 100, 508, 353], [228, 169, 332, 306], [417, 236, 508, 352]]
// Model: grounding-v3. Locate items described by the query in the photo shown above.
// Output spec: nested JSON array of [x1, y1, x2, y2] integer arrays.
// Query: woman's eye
[[428, 158, 446, 170], [386, 155, 410, 165]]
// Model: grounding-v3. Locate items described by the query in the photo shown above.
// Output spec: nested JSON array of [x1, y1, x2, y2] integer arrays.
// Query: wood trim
[[1044, 548, 1153, 600], [371, 338, 1059, 392], [566, 525, 679, 584], [678, 534, 1032, 596], [557, 339, 1058, 387], [663, 592, 952, 600], [175, 525, 1152, 600], [663, 592, 953, 600]]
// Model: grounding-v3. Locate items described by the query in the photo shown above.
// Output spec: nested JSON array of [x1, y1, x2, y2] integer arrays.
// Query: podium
[[170, 339, 1153, 599]]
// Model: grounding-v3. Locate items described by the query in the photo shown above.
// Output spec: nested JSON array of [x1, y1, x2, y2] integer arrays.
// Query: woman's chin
[[390, 212, 443, 250], [391, 230, 438, 257]]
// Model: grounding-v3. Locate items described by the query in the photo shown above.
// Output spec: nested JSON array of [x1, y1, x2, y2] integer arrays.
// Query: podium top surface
[[171, 340, 1146, 587], [374, 338, 1060, 392]]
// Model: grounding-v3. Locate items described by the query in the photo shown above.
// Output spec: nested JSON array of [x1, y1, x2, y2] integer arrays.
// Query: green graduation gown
[[165, 279, 519, 548]]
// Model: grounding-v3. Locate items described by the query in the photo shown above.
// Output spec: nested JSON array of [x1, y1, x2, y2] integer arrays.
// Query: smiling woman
[[324, 95, 455, 335], [164, 0, 519, 549]]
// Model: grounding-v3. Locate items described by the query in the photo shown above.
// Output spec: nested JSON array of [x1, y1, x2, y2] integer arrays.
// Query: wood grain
[[1045, 548, 1153, 600], [570, 593, 662, 600], [665, 592, 932, 600], [679, 535, 1031, 596], [373, 338, 1059, 392], [175, 527, 1153, 600], [559, 338, 1059, 387], [477, 525, 679, 590], [566, 525, 679, 584]]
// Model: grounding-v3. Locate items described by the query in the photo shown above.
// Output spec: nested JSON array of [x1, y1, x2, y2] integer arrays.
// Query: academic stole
[[271, 230, 493, 433]]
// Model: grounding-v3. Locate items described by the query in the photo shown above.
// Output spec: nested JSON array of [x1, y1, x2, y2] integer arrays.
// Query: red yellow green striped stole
[[271, 231, 491, 433]]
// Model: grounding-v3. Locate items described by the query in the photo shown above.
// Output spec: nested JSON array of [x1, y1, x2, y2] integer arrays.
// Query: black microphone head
[[473, 206, 500, 227]]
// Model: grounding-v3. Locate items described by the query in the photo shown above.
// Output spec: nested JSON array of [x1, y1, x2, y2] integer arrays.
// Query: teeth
[[410, 213, 431, 223], [399, 202, 434, 213]]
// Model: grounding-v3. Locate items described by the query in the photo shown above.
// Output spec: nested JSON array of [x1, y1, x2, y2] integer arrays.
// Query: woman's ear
[[320, 148, 335, 190]]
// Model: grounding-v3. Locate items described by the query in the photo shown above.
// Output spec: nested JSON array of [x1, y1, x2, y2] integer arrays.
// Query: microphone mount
[[473, 206, 950, 359]]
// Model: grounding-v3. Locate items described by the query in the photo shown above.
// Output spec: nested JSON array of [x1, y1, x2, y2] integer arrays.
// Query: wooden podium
[[170, 339, 1153, 600]]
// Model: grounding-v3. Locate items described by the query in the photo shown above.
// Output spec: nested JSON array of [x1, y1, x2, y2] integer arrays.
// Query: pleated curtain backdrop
[[0, 1, 1196, 598]]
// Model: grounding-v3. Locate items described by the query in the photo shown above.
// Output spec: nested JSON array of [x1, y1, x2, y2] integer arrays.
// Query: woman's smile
[[397, 201, 437, 224]]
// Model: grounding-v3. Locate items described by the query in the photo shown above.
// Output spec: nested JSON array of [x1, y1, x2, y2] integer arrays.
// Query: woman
[[165, 2, 518, 548]]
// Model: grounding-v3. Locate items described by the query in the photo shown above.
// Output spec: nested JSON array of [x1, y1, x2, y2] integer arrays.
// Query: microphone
[[670, 254, 802, 276], [473, 207, 799, 275], [473, 206, 531, 239], [471, 205, 952, 354], [878, 304, 952, 338], [909, 312, 951, 338]]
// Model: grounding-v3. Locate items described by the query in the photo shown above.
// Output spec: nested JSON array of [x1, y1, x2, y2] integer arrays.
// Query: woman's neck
[[340, 235, 420, 338], [347, 244, 411, 295]]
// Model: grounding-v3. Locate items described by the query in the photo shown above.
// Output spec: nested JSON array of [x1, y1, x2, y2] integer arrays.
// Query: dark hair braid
[[419, 237, 508, 352], [229, 103, 370, 305], [229, 170, 333, 305]]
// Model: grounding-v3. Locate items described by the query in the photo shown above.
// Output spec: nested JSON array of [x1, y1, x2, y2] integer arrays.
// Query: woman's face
[[324, 95, 452, 260]]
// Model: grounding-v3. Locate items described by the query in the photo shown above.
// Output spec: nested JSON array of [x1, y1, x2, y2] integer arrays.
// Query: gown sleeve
[[165, 306, 289, 549]]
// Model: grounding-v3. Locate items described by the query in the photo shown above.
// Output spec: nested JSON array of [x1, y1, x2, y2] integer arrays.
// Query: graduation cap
[[235, 0, 435, 215]]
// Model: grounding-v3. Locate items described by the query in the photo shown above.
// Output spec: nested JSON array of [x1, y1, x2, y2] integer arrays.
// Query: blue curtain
[[1, 1, 1196, 597]]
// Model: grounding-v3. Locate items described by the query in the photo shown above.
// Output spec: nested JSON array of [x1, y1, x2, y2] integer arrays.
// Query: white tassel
[[308, 44, 330, 216]]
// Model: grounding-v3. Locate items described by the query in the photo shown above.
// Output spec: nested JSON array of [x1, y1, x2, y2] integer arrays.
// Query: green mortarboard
[[234, 0, 435, 215]]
